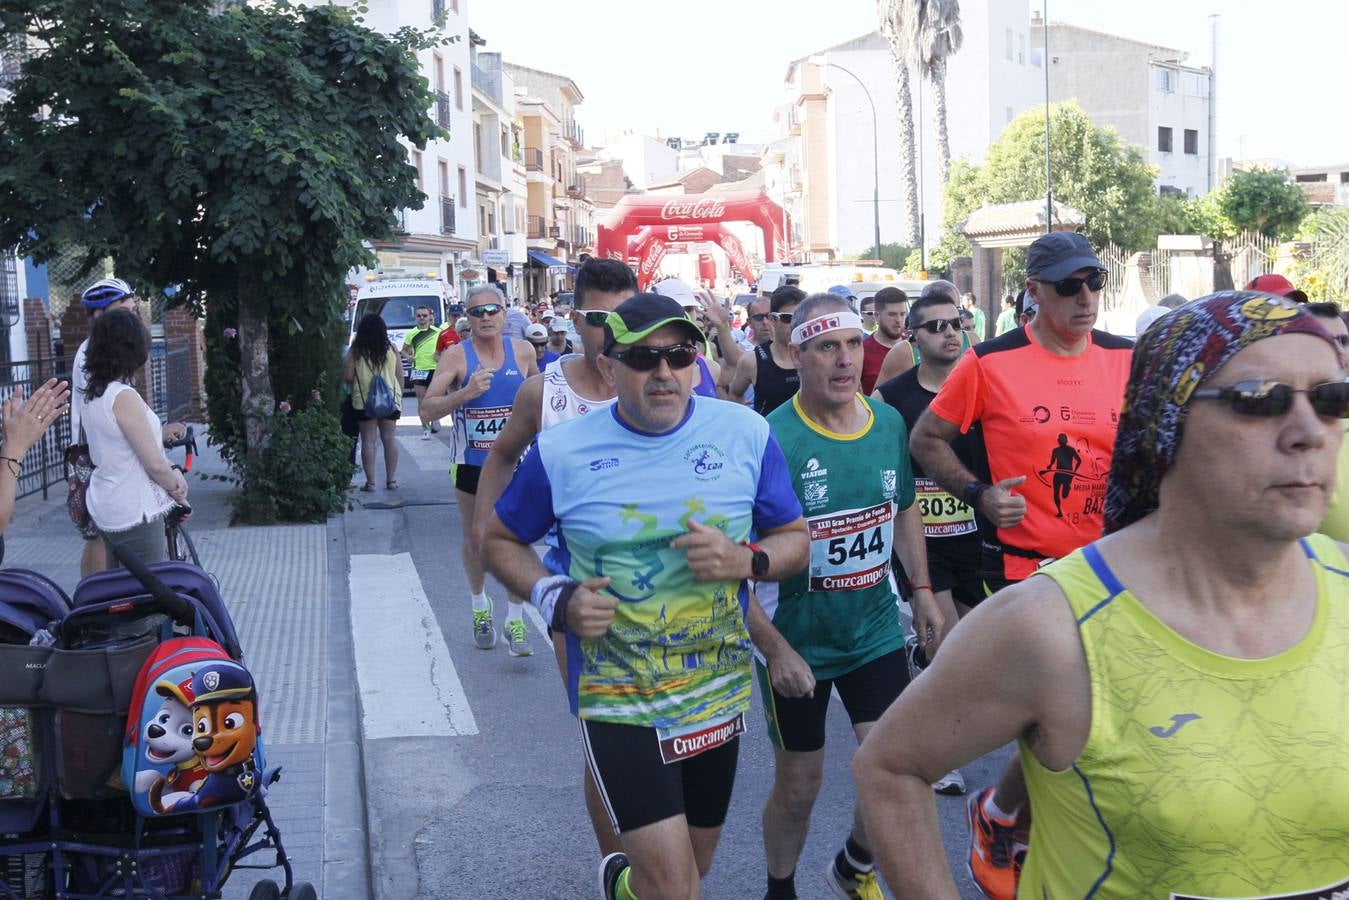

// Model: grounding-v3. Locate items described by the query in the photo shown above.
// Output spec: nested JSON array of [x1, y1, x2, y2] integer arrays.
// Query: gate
[[1098, 243, 1129, 312]]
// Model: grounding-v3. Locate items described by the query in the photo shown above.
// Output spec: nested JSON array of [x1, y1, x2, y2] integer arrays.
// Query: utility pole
[[1208, 14, 1219, 193], [1043, 0, 1052, 232]]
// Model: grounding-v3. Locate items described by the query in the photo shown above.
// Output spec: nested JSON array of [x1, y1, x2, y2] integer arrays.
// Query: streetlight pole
[[815, 59, 881, 262]]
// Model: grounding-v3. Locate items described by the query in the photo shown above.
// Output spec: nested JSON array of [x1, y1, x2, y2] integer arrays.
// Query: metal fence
[[0, 352, 76, 500], [1098, 242, 1130, 311], [149, 342, 196, 423]]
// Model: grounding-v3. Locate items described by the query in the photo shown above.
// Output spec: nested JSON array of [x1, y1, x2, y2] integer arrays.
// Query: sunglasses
[[914, 317, 964, 335], [1033, 271, 1108, 297], [467, 304, 502, 318], [861, 310, 876, 317], [749, 312, 771, 322], [576, 309, 610, 327], [529, 340, 548, 349], [1191, 379, 1349, 419], [768, 312, 794, 324], [1333, 335, 1349, 349], [608, 343, 699, 372]]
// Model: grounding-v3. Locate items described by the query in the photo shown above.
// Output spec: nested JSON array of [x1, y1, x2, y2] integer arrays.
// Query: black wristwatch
[[746, 541, 770, 578], [962, 481, 991, 510]]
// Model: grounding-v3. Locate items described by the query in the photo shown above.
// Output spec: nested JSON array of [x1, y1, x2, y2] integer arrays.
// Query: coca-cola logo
[[659, 198, 726, 221], [639, 243, 666, 276]]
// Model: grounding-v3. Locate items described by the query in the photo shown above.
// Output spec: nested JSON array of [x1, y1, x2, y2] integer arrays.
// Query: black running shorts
[[756, 648, 909, 753], [927, 539, 985, 609], [454, 463, 482, 495], [578, 718, 740, 833]]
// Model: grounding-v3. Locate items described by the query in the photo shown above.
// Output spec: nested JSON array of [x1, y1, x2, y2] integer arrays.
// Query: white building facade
[[470, 41, 527, 302]]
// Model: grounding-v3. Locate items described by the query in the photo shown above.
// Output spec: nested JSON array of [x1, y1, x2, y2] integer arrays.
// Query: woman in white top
[[81, 309, 188, 568]]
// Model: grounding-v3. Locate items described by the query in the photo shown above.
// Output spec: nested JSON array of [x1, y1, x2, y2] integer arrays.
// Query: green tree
[[0, 0, 441, 480], [856, 243, 917, 271], [1215, 168, 1308, 239], [932, 102, 1158, 268]]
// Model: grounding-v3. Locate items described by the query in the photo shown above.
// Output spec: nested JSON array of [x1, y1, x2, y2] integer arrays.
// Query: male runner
[[859, 294, 878, 335], [420, 283, 538, 650], [907, 231, 1133, 899], [401, 304, 444, 439], [729, 285, 804, 415], [874, 291, 983, 796], [873, 282, 966, 387], [860, 287, 908, 394], [483, 292, 809, 900], [754, 292, 943, 900], [858, 291, 1349, 898], [1307, 301, 1349, 541]]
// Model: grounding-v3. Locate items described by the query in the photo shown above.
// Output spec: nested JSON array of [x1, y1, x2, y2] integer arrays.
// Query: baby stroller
[[0, 544, 316, 899]]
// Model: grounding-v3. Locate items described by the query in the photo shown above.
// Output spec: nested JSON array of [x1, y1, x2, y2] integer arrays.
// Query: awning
[[528, 250, 569, 274]]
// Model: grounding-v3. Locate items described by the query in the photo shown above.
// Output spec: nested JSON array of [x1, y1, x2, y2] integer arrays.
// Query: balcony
[[435, 90, 451, 130], [572, 226, 591, 248], [524, 148, 544, 172], [548, 224, 561, 239], [471, 61, 502, 106], [527, 215, 546, 239], [440, 195, 455, 235], [566, 182, 585, 199], [563, 120, 585, 147]]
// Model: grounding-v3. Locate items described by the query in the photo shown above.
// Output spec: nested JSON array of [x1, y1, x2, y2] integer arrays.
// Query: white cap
[[549, 317, 571, 333], [1134, 305, 1171, 337], [524, 323, 548, 341], [653, 278, 698, 308]]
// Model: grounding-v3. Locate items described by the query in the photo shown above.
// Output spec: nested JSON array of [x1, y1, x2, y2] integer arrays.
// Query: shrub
[[229, 398, 355, 524]]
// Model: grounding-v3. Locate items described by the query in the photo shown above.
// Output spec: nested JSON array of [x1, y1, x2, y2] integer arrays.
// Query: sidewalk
[[3, 426, 370, 900]]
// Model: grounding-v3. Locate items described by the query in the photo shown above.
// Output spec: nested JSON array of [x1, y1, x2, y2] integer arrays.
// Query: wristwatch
[[745, 541, 770, 578], [962, 481, 991, 510]]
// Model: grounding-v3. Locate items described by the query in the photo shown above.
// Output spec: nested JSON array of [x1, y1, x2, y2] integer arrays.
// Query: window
[[474, 122, 483, 173], [479, 205, 487, 234], [449, 0, 458, 10], [1183, 129, 1198, 155], [1184, 72, 1208, 97], [1157, 127, 1173, 153], [1341, 172, 1349, 184], [1005, 28, 1013, 60], [458, 167, 467, 207], [488, 207, 495, 234], [454, 67, 463, 111], [432, 53, 444, 92], [501, 126, 509, 156], [411, 150, 424, 192], [1155, 68, 1174, 93], [438, 159, 449, 197], [1018, 34, 1025, 65], [1296, 173, 1328, 183]]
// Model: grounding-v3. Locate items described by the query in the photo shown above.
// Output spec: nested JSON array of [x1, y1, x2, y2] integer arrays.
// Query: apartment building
[[503, 62, 594, 304], [470, 37, 527, 302]]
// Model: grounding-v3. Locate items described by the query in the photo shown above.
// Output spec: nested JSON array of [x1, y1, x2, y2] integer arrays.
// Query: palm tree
[[917, 0, 963, 185], [878, 0, 921, 245]]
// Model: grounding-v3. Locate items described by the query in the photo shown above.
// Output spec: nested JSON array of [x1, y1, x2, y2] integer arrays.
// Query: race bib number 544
[[807, 502, 894, 592]]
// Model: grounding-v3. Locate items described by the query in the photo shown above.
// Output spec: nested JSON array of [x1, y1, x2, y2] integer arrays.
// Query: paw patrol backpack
[[122, 637, 266, 817]]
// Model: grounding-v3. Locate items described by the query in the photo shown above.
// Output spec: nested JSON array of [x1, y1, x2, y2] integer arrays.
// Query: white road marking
[[350, 553, 479, 738]]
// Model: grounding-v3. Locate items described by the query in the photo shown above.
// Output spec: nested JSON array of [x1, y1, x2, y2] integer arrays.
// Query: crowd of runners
[[364, 230, 1347, 900]]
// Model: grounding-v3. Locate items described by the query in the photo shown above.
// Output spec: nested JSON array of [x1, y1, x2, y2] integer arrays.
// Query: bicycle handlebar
[[163, 425, 197, 472]]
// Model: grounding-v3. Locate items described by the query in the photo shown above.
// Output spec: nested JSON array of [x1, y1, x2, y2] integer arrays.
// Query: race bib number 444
[[807, 502, 894, 592], [466, 405, 510, 451]]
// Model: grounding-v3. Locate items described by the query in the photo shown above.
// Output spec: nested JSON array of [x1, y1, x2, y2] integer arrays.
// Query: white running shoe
[[934, 768, 967, 796]]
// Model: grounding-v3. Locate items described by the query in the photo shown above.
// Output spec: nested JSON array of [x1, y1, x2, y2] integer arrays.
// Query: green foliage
[[1215, 168, 1309, 240], [1286, 208, 1349, 303], [934, 103, 1159, 264], [856, 243, 916, 271], [229, 398, 355, 524]]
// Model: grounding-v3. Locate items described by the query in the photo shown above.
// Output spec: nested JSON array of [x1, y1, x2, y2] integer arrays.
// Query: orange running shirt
[[928, 326, 1132, 581]]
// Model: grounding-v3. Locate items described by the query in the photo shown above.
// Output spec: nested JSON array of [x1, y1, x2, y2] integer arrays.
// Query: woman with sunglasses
[[420, 284, 539, 651], [859, 291, 1349, 899]]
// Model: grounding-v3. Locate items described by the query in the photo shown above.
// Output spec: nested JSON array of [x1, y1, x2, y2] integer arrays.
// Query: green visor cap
[[602, 293, 707, 353]]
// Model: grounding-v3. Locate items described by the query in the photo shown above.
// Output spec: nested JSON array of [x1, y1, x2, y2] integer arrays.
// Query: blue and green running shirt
[[495, 397, 802, 734]]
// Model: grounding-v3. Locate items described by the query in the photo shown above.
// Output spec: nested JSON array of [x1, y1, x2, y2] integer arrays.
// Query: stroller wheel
[[249, 880, 282, 900], [286, 883, 318, 900]]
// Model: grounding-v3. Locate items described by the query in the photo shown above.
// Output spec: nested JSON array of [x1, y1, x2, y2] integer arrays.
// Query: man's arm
[[854, 577, 1088, 898], [728, 350, 757, 404], [473, 375, 543, 545], [511, 338, 540, 378], [875, 341, 916, 387], [670, 517, 808, 585], [910, 409, 1026, 530], [418, 345, 478, 421], [891, 502, 944, 657]]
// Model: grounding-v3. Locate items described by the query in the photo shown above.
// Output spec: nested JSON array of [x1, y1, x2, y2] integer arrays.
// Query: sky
[[467, 0, 1347, 168]]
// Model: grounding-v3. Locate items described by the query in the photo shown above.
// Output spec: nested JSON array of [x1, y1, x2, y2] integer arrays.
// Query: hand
[[2, 379, 70, 458], [162, 422, 187, 443], [766, 644, 815, 698], [670, 519, 748, 581], [911, 588, 946, 659], [565, 577, 616, 639], [696, 291, 730, 330], [979, 476, 1027, 528], [460, 368, 493, 402], [168, 469, 189, 504]]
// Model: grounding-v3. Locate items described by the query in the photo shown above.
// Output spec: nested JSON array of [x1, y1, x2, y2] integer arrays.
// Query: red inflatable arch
[[597, 190, 790, 282], [625, 223, 755, 289]]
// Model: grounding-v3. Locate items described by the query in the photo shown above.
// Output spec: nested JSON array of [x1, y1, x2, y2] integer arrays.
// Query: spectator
[[0, 379, 70, 536], [961, 292, 986, 340], [344, 313, 403, 492], [1245, 274, 1307, 303], [994, 294, 1018, 336], [81, 310, 188, 569], [1158, 293, 1188, 310]]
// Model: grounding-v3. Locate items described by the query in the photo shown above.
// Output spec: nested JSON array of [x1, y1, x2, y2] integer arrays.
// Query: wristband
[[910, 583, 933, 593], [962, 481, 990, 509], [0, 456, 20, 477], [530, 574, 574, 627], [551, 582, 580, 634]]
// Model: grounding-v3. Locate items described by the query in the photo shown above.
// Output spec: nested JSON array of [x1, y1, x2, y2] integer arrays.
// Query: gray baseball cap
[[1027, 232, 1104, 281]]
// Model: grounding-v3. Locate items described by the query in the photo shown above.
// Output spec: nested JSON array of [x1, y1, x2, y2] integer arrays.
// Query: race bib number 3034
[[915, 478, 976, 537], [807, 502, 894, 592], [466, 405, 510, 451]]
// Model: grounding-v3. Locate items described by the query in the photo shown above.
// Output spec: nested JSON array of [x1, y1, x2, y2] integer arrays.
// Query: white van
[[757, 263, 921, 301], [348, 275, 450, 384]]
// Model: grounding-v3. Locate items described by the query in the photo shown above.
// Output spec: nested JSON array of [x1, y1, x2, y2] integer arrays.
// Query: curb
[[322, 512, 376, 900]]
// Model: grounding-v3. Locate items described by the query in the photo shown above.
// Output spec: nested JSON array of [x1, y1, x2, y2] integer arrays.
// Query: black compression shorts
[[454, 463, 482, 495], [756, 648, 909, 753]]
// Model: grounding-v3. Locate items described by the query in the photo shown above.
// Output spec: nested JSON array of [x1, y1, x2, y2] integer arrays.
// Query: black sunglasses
[[914, 317, 964, 335], [1333, 335, 1349, 349], [768, 312, 794, 323], [1033, 271, 1107, 297], [608, 343, 699, 372], [576, 309, 610, 327], [749, 312, 771, 322], [467, 304, 502, 318], [529, 340, 548, 348], [1191, 379, 1349, 419]]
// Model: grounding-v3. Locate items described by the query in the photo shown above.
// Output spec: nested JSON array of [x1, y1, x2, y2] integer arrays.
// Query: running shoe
[[430, 421, 440, 433], [905, 629, 929, 680], [420, 426, 431, 441], [598, 851, 630, 900], [824, 858, 883, 900], [933, 768, 966, 795], [965, 787, 1020, 900], [472, 600, 497, 650], [505, 617, 533, 656]]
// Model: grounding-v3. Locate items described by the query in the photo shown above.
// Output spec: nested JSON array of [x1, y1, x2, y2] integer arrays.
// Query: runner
[[753, 292, 943, 900], [482, 292, 809, 900], [874, 290, 983, 797], [859, 293, 878, 335], [907, 231, 1133, 899], [547, 316, 573, 358], [857, 291, 1349, 898], [420, 283, 539, 650], [474, 257, 635, 847], [1307, 302, 1349, 542], [873, 281, 967, 387], [729, 285, 804, 415], [860, 287, 908, 394], [401, 304, 444, 439], [524, 322, 560, 369]]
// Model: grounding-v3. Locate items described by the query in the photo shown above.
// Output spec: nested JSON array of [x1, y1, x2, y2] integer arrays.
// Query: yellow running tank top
[[1019, 535, 1349, 899]]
